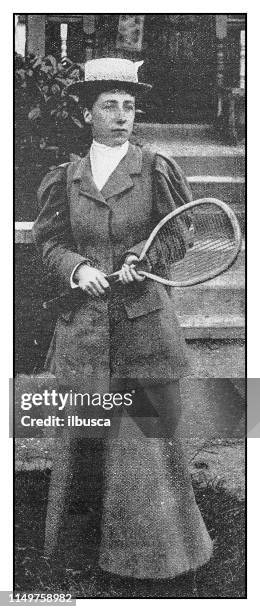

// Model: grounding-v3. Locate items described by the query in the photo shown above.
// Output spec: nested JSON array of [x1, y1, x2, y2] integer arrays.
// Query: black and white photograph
[[14, 12, 246, 600]]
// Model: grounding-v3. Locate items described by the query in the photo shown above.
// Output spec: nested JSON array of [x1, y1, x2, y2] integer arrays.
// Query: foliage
[[15, 52, 90, 170]]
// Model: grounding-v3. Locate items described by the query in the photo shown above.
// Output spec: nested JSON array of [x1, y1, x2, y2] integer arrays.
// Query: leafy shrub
[[15, 53, 91, 219], [15, 52, 90, 166]]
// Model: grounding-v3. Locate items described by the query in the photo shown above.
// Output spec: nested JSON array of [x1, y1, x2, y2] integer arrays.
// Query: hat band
[[84, 73, 138, 84]]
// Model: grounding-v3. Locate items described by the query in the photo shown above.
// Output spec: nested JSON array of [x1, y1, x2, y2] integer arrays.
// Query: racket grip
[[42, 274, 120, 311], [135, 258, 151, 274], [42, 288, 86, 311], [107, 258, 150, 282], [43, 260, 150, 311]]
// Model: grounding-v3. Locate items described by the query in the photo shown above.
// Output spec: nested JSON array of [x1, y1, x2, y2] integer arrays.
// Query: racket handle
[[42, 288, 85, 311], [43, 275, 120, 311], [43, 261, 148, 311], [107, 258, 150, 281]]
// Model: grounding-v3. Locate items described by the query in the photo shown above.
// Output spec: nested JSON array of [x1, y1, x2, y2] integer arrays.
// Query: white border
[[3, 3, 258, 608], [0, 4, 13, 598]]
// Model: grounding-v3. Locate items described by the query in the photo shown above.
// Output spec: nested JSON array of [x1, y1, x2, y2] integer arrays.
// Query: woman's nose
[[115, 109, 126, 123]]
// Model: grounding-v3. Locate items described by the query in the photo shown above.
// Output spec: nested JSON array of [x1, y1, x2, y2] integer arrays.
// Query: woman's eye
[[103, 104, 134, 111]]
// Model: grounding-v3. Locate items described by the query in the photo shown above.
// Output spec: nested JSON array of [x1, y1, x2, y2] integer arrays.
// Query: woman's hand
[[74, 264, 110, 297], [119, 255, 145, 285]]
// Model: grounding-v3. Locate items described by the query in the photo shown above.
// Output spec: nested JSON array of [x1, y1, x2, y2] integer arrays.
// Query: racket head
[[139, 198, 242, 287]]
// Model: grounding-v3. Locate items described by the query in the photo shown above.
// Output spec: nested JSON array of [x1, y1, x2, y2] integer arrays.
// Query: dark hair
[[79, 84, 136, 110]]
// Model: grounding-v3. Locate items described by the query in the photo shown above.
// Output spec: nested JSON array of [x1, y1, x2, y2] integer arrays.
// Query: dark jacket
[[32, 143, 192, 391]]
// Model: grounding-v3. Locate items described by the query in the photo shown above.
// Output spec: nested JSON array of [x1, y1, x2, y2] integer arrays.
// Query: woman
[[33, 58, 213, 581]]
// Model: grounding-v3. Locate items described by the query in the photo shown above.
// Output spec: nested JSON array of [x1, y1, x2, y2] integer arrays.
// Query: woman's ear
[[83, 108, 92, 124]]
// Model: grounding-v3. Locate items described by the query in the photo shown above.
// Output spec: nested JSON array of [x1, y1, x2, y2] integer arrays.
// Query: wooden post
[[27, 14, 46, 57], [216, 15, 227, 118], [83, 15, 95, 61], [60, 23, 68, 62], [240, 30, 245, 90], [15, 15, 26, 57]]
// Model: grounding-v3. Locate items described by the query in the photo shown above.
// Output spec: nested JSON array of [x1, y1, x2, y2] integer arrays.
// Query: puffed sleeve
[[125, 152, 193, 267], [153, 152, 193, 214], [32, 165, 87, 292]]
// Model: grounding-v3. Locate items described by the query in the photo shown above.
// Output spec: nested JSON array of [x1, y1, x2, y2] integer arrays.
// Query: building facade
[[15, 13, 245, 124]]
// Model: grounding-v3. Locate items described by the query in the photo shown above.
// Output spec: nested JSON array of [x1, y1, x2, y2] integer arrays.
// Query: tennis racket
[[43, 198, 242, 311]]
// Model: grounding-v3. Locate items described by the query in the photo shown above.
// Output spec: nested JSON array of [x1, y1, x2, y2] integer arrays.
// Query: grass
[[15, 469, 245, 598]]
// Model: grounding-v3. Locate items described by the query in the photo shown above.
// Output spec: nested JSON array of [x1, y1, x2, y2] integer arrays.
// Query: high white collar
[[90, 140, 129, 191], [91, 139, 129, 156]]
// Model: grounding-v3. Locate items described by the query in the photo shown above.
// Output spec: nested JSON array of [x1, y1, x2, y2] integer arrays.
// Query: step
[[134, 123, 214, 141], [174, 280, 244, 318], [133, 123, 245, 155], [133, 121, 245, 149], [181, 315, 245, 339], [173, 252, 245, 318], [171, 156, 245, 177], [133, 122, 245, 181], [188, 340, 245, 377], [188, 176, 245, 205]]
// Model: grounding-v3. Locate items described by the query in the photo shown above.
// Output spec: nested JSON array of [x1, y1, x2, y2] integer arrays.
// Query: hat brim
[[67, 79, 152, 101]]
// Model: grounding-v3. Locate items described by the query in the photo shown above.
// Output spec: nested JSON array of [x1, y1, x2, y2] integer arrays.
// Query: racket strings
[[152, 218, 189, 263], [146, 206, 239, 283]]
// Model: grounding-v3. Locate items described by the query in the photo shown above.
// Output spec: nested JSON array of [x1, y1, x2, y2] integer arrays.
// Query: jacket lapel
[[71, 142, 142, 204], [71, 153, 106, 204], [101, 143, 142, 200]]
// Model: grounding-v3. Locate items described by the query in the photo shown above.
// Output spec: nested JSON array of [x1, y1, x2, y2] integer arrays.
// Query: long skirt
[[44, 380, 213, 579]]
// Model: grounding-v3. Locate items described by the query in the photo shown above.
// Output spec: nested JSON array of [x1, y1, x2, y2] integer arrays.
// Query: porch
[[15, 13, 245, 134]]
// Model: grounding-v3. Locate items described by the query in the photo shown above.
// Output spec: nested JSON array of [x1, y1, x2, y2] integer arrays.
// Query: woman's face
[[83, 89, 135, 147]]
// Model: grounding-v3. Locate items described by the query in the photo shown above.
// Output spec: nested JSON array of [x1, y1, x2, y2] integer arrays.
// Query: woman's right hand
[[74, 264, 110, 297]]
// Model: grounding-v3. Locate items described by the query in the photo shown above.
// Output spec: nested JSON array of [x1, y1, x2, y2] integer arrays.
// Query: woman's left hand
[[119, 255, 145, 284]]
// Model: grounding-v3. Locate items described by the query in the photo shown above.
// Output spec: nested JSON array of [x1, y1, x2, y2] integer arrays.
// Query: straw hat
[[68, 57, 152, 101]]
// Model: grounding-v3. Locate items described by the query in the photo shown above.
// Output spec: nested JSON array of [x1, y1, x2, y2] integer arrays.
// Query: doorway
[[141, 15, 216, 123]]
